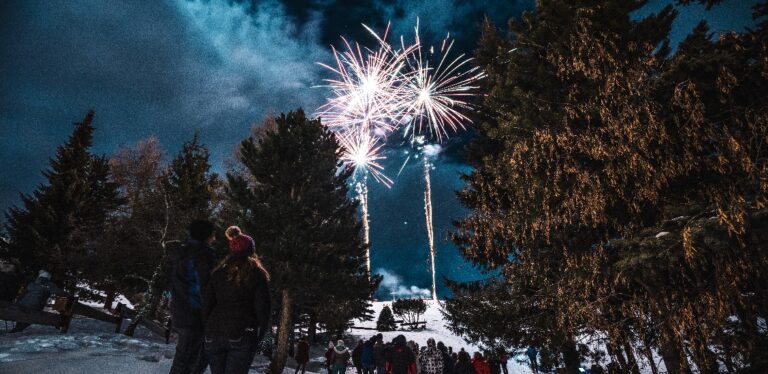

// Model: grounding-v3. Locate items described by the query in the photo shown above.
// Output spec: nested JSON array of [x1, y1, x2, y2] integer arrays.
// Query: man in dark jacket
[[9, 270, 68, 332], [169, 220, 216, 374], [386, 335, 416, 374], [352, 340, 364, 374], [373, 336, 387, 374], [437, 341, 454, 374]]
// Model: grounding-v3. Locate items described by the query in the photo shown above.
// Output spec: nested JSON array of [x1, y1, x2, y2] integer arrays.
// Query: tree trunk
[[308, 312, 317, 343], [658, 330, 692, 374], [270, 289, 293, 374], [607, 341, 629, 372], [622, 340, 641, 374], [641, 342, 659, 374]]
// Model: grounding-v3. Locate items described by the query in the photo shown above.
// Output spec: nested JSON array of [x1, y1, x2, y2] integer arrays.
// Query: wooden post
[[59, 297, 76, 333]]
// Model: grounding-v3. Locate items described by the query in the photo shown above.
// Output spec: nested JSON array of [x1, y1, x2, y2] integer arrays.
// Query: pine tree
[[165, 132, 219, 238], [226, 109, 380, 373], [4, 111, 122, 288], [376, 305, 397, 332]]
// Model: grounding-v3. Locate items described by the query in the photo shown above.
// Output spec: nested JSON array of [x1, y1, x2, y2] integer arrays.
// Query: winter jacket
[[325, 347, 335, 365], [471, 358, 491, 374], [332, 346, 351, 366], [201, 258, 271, 339], [387, 337, 416, 374], [419, 347, 444, 374], [353, 343, 364, 367], [169, 239, 215, 329], [0, 271, 20, 302], [295, 340, 310, 364], [488, 357, 501, 374], [17, 277, 67, 311], [441, 350, 454, 374], [374, 341, 386, 367], [361, 341, 375, 367], [453, 353, 474, 374]]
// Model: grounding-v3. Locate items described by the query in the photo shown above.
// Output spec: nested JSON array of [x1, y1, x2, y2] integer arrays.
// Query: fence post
[[59, 297, 76, 333]]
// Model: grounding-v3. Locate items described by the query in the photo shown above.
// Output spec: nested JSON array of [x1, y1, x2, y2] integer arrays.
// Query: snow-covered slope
[[349, 301, 533, 374]]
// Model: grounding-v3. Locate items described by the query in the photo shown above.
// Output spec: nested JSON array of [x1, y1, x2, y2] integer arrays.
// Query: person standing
[[487, 353, 500, 374], [294, 336, 310, 374], [169, 220, 217, 374], [437, 342, 454, 374], [452, 350, 473, 374], [373, 336, 387, 374], [499, 351, 509, 374], [202, 228, 271, 374], [526, 346, 539, 374], [331, 339, 351, 374], [471, 353, 490, 374], [353, 339, 364, 374], [9, 270, 69, 332], [387, 335, 416, 374], [325, 341, 336, 373], [418, 338, 444, 374], [361, 338, 376, 374]]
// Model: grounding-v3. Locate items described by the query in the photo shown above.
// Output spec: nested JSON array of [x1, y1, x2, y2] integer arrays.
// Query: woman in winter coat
[[471, 352, 491, 374], [202, 231, 271, 374], [294, 336, 310, 374], [332, 339, 352, 374]]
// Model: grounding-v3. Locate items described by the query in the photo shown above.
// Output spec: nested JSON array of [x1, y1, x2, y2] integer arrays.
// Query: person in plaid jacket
[[418, 338, 444, 374]]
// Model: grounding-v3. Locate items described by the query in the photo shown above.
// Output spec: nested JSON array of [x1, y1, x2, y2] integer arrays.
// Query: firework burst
[[400, 22, 486, 142]]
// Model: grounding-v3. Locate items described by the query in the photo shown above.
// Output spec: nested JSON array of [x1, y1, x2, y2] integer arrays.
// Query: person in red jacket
[[471, 352, 491, 374]]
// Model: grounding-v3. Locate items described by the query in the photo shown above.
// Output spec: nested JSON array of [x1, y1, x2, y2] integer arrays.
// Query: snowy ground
[[0, 301, 538, 374], [349, 301, 534, 374]]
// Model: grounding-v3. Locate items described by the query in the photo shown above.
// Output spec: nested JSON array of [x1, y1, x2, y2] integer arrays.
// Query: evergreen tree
[[226, 109, 380, 373], [165, 132, 219, 237], [446, 1, 768, 373], [376, 305, 397, 332], [3, 111, 122, 288]]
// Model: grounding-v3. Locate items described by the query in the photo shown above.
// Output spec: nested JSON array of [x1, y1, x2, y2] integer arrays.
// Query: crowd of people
[[314, 334, 524, 374]]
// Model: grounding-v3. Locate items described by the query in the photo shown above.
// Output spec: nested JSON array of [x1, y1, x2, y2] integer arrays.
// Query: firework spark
[[338, 127, 392, 187], [400, 22, 486, 142]]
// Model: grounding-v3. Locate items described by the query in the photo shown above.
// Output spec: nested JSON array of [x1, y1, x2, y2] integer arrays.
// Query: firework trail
[[399, 21, 485, 300], [423, 154, 436, 300]]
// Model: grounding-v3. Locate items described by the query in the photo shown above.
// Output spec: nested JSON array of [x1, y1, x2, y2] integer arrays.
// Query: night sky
[[0, 0, 760, 299]]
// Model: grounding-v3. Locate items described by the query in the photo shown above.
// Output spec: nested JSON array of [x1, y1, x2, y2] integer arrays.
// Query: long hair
[[214, 253, 270, 285]]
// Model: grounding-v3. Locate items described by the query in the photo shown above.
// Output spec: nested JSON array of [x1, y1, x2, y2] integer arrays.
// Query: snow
[[349, 301, 534, 374], [0, 300, 539, 373]]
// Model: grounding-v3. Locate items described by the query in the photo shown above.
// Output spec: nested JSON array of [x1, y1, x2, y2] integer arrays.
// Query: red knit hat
[[228, 234, 255, 256]]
